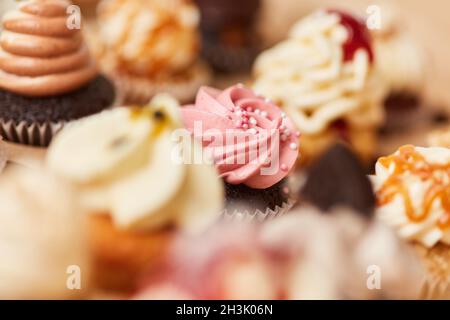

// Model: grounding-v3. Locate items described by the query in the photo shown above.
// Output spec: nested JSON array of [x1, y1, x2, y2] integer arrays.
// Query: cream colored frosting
[[370, 3, 425, 95], [253, 11, 385, 135], [0, 0, 97, 97], [47, 94, 224, 233], [372, 146, 450, 248], [0, 168, 88, 299], [97, 0, 200, 77]]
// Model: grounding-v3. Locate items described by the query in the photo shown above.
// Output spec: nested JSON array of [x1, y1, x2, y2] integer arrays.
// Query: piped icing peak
[[0, 0, 97, 97], [373, 145, 450, 247], [182, 85, 299, 189]]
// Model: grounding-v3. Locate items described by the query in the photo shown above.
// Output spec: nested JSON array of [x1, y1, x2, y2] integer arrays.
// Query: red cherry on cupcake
[[328, 9, 374, 63]]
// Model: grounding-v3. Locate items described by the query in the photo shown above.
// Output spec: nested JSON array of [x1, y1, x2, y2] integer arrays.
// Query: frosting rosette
[[0, 0, 97, 97], [181, 85, 299, 189], [253, 10, 385, 136], [97, 0, 200, 77], [372, 145, 450, 248]]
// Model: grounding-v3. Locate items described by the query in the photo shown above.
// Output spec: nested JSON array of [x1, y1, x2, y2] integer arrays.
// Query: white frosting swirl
[[253, 11, 385, 135], [47, 95, 224, 233], [373, 146, 450, 248], [97, 0, 200, 77]]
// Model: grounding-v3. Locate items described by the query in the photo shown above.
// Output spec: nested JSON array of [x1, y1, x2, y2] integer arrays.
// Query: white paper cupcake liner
[[421, 277, 450, 300], [222, 198, 296, 223], [415, 243, 450, 300], [0, 137, 7, 173]]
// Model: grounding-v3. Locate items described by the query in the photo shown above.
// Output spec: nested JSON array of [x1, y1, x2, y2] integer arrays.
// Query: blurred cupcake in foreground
[[96, 0, 210, 104], [371, 3, 427, 131], [253, 10, 386, 166], [0, 0, 116, 147], [182, 84, 299, 220], [134, 145, 422, 299], [47, 94, 224, 292], [0, 168, 89, 299], [194, 0, 261, 73], [372, 145, 450, 299]]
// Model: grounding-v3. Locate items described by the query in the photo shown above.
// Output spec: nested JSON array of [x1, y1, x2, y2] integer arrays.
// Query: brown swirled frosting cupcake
[[0, 0, 116, 147]]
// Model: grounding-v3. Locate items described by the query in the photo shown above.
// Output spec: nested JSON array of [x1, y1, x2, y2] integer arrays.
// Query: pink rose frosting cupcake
[[182, 84, 299, 219]]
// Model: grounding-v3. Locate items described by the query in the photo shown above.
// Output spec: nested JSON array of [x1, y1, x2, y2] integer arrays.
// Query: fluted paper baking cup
[[415, 243, 450, 300], [112, 62, 211, 105], [0, 118, 65, 147], [222, 198, 295, 223]]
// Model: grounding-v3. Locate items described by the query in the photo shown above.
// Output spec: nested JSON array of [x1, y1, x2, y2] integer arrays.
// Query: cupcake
[[194, 0, 261, 73], [47, 94, 224, 292], [96, 0, 210, 105], [372, 145, 450, 299], [0, 168, 89, 299], [371, 3, 426, 131], [181, 84, 299, 219], [253, 10, 386, 166], [0, 0, 116, 147]]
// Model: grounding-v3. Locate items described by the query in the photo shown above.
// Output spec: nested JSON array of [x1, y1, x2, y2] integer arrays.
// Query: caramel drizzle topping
[[377, 145, 450, 229]]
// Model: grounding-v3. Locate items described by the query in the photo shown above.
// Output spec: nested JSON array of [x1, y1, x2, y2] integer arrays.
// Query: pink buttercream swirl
[[182, 85, 300, 189]]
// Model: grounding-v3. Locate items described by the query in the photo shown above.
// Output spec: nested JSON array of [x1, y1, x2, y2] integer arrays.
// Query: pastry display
[[194, 0, 262, 72], [47, 94, 224, 291], [253, 10, 386, 165], [182, 84, 299, 219], [0, 0, 116, 147], [96, 0, 210, 104], [372, 145, 450, 299]]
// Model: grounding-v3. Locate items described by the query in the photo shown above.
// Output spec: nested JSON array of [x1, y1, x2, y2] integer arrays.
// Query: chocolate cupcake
[[182, 84, 299, 220], [195, 0, 261, 72], [0, 0, 116, 147]]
